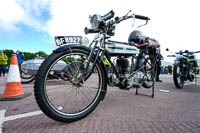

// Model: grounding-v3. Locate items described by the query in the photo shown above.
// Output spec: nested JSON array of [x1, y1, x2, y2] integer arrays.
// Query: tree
[[36, 51, 48, 59]]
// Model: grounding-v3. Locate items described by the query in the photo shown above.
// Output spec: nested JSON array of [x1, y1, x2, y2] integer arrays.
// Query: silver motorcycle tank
[[106, 43, 139, 55]]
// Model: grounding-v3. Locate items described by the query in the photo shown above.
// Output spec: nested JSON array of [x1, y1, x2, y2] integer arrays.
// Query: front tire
[[34, 48, 106, 122], [173, 65, 184, 88]]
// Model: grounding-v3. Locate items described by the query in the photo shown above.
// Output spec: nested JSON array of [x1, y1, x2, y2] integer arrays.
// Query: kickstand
[[135, 58, 157, 98], [135, 81, 155, 98]]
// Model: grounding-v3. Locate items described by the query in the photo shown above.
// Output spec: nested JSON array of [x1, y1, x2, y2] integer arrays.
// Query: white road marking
[[0, 109, 43, 132], [159, 89, 170, 93], [184, 82, 195, 86], [4, 111, 43, 122], [0, 110, 6, 133]]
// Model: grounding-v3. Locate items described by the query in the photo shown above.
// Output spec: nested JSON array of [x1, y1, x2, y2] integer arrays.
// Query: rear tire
[[34, 48, 106, 122]]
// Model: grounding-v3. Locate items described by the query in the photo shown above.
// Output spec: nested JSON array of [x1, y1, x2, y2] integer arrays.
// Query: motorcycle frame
[[84, 33, 157, 97]]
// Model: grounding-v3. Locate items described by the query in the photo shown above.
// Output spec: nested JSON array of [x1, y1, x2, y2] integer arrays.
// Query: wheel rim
[[43, 53, 102, 116]]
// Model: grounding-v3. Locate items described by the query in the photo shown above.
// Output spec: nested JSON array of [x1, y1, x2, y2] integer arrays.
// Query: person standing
[[16, 50, 25, 74], [0, 50, 8, 77], [35, 54, 40, 59], [156, 50, 163, 82]]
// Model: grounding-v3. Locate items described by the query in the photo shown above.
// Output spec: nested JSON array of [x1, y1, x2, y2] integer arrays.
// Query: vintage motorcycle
[[34, 10, 160, 122], [167, 49, 200, 88]]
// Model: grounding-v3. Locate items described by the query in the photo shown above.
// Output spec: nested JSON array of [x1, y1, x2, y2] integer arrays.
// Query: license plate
[[55, 36, 82, 46]]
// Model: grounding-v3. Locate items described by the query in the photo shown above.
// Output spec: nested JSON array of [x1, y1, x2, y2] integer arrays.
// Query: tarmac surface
[[0, 74, 200, 133]]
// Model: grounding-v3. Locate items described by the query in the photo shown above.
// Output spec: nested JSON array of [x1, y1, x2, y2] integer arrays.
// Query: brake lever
[[137, 20, 148, 28], [132, 14, 135, 27], [125, 10, 131, 17]]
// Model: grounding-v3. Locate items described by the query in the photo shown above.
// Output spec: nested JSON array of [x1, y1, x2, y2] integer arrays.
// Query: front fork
[[82, 42, 104, 82]]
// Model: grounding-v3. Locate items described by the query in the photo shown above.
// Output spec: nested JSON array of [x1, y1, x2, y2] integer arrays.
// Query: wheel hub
[[71, 73, 83, 87]]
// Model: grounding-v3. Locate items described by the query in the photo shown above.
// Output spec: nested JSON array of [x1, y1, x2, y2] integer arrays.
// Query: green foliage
[[23, 52, 35, 60], [77, 58, 81, 61], [36, 51, 48, 59], [62, 57, 75, 63], [62, 57, 82, 63]]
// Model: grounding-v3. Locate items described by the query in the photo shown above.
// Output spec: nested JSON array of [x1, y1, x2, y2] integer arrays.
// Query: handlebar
[[135, 15, 150, 20], [115, 14, 150, 24], [103, 10, 115, 21], [103, 10, 150, 22], [84, 27, 100, 34], [85, 11, 150, 34], [194, 51, 200, 54], [167, 55, 176, 57], [175, 51, 185, 55], [175, 50, 200, 55]]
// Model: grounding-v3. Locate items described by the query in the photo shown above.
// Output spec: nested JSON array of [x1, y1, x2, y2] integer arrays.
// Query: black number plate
[[55, 36, 82, 46]]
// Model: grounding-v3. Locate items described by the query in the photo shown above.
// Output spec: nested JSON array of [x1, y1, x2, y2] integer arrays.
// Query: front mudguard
[[53, 44, 89, 53], [53, 44, 107, 101]]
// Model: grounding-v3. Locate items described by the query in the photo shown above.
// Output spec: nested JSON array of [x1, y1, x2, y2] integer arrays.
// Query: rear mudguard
[[53, 44, 107, 101]]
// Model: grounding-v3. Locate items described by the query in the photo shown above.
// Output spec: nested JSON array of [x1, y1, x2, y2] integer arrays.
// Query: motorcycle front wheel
[[34, 48, 106, 122], [173, 65, 184, 88]]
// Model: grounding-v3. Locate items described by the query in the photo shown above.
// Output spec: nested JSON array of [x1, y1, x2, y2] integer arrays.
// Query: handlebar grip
[[84, 27, 100, 34], [103, 10, 115, 21], [135, 15, 150, 20], [194, 51, 200, 54]]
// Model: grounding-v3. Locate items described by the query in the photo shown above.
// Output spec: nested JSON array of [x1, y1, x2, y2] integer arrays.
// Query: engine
[[128, 71, 146, 86], [116, 58, 129, 74], [107, 57, 147, 89]]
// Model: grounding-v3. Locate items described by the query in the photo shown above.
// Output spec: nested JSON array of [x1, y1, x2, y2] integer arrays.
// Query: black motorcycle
[[167, 49, 200, 88], [34, 10, 160, 122]]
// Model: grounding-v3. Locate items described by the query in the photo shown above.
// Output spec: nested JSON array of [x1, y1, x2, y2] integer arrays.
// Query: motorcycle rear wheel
[[34, 48, 106, 122]]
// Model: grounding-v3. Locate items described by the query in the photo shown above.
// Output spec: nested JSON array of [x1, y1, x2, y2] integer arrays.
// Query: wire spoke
[[43, 52, 102, 116]]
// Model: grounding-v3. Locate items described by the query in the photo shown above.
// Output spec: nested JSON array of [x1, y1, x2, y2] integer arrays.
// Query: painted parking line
[[4, 111, 43, 121], [0, 110, 6, 133], [184, 82, 195, 86], [0, 109, 43, 133], [159, 89, 170, 93]]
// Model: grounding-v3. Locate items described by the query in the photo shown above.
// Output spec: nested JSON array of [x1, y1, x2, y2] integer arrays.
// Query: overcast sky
[[0, 0, 200, 62]]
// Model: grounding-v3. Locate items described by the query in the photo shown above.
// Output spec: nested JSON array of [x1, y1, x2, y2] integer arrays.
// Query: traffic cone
[[0, 54, 31, 101]]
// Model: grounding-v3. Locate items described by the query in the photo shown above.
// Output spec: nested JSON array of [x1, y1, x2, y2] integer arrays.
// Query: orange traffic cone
[[0, 54, 31, 101]]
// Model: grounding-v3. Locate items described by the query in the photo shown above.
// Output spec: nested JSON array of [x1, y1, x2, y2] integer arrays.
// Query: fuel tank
[[106, 42, 139, 56]]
